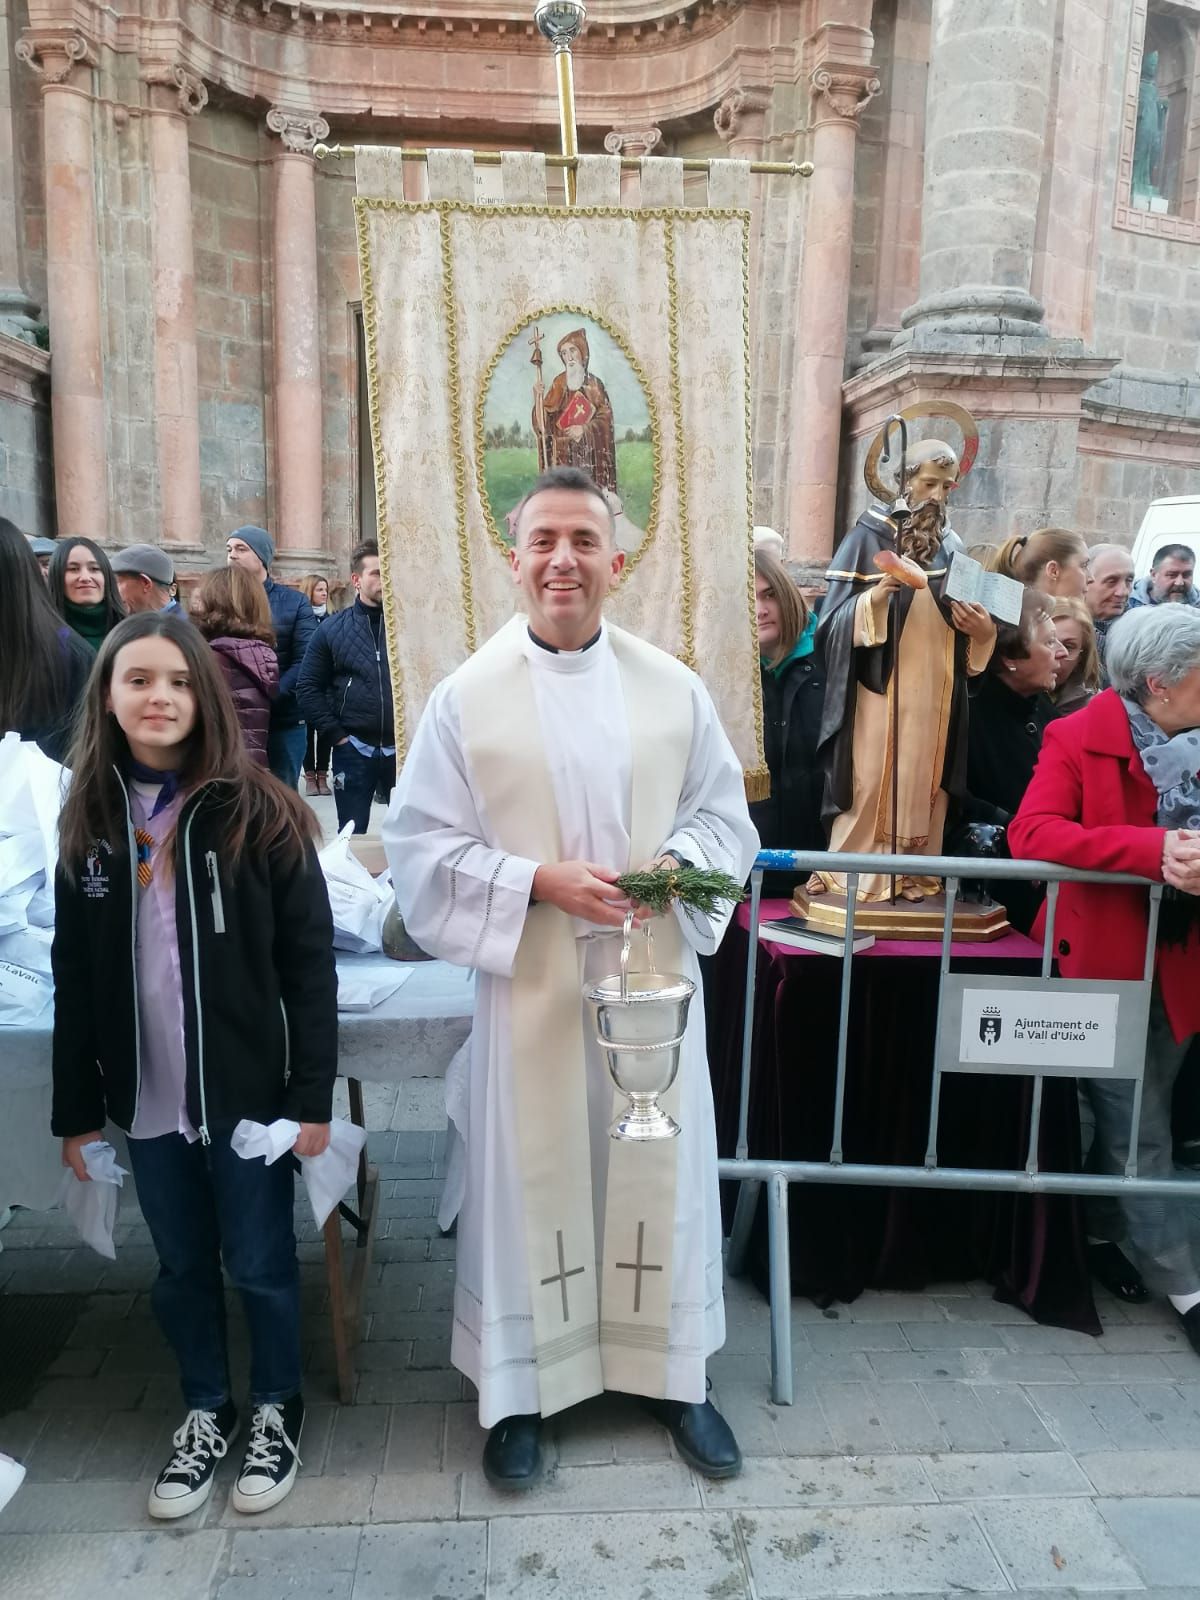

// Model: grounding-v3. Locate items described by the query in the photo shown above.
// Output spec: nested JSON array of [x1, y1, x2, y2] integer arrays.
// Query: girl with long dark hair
[[47, 537, 125, 652], [52, 612, 336, 1521], [0, 521, 93, 761]]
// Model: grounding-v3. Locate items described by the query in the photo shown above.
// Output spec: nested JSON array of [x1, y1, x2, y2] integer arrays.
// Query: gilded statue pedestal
[[794, 888, 1010, 943]]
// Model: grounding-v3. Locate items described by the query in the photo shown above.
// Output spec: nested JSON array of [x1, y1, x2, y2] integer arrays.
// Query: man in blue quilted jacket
[[227, 525, 318, 788], [297, 541, 395, 834]]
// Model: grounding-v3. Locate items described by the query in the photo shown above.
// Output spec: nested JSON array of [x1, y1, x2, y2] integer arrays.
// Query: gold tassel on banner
[[744, 767, 772, 804]]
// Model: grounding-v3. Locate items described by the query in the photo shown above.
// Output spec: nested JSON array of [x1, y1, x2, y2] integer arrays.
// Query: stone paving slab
[[735, 1502, 1009, 1597], [484, 1510, 746, 1600], [1096, 1496, 1200, 1589]]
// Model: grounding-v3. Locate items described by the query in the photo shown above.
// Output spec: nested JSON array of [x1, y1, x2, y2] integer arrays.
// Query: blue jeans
[[126, 1130, 302, 1409], [331, 742, 396, 835], [268, 723, 307, 789]]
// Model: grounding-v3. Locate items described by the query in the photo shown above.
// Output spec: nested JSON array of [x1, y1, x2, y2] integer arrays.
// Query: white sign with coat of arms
[[938, 975, 1149, 1080]]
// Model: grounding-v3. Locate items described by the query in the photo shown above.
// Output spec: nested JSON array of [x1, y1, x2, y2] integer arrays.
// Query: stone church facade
[[1, 0, 1198, 573]]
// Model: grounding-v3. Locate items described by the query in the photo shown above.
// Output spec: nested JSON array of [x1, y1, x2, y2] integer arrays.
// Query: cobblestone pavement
[[4, 1127, 1200, 1598]]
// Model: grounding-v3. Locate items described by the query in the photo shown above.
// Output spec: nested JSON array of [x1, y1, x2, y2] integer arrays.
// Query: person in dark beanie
[[297, 541, 394, 833], [226, 525, 316, 788]]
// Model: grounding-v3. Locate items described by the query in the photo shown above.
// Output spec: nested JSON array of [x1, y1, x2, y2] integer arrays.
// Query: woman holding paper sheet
[[1010, 604, 1200, 1346], [51, 611, 337, 1522]]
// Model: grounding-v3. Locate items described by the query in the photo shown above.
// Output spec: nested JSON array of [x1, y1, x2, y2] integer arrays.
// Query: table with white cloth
[[0, 951, 474, 1401]]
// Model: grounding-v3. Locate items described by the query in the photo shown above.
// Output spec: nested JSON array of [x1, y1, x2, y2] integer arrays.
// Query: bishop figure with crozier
[[385, 466, 758, 1487], [811, 425, 997, 909]]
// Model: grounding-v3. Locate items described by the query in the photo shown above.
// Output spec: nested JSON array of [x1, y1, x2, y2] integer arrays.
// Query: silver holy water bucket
[[583, 912, 694, 1142]]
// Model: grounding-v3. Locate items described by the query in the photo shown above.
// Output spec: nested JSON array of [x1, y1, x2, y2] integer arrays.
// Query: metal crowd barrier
[[716, 847, 1200, 1404]]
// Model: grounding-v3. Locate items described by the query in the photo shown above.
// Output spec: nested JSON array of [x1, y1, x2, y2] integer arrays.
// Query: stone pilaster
[[17, 30, 105, 539], [0, 4, 39, 336], [896, 0, 1056, 346], [266, 107, 329, 560], [144, 64, 207, 553], [604, 127, 662, 204], [787, 23, 880, 557]]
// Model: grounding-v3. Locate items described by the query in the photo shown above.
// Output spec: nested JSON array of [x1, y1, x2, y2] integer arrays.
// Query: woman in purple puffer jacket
[[191, 567, 279, 765]]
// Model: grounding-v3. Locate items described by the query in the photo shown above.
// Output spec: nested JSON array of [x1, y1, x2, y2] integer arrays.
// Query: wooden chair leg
[[323, 1206, 355, 1405]]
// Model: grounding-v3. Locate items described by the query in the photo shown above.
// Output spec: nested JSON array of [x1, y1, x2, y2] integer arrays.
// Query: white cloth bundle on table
[[317, 824, 393, 954], [0, 733, 68, 1020]]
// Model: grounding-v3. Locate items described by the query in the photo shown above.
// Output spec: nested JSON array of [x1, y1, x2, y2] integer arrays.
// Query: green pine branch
[[615, 864, 746, 918]]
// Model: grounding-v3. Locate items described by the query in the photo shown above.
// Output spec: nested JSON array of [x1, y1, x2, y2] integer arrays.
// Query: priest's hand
[[949, 600, 996, 646], [532, 860, 631, 926], [293, 1122, 331, 1158]]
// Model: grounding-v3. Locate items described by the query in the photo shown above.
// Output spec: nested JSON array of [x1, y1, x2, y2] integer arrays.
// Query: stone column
[[144, 65, 207, 551], [266, 107, 329, 555], [897, 0, 1056, 343], [787, 32, 879, 557], [0, 5, 39, 335], [714, 87, 771, 333], [16, 32, 105, 538], [603, 127, 662, 204]]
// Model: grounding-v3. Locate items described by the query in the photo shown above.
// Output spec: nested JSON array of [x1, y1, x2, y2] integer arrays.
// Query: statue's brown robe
[[814, 508, 992, 901]]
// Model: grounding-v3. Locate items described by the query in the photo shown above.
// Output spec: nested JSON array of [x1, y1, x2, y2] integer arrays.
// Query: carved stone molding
[[713, 85, 771, 143], [142, 63, 209, 116], [14, 32, 96, 88], [810, 65, 880, 125], [266, 106, 331, 154], [603, 127, 662, 159]]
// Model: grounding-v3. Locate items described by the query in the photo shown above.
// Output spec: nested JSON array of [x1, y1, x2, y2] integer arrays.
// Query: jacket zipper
[[112, 768, 143, 1125], [182, 809, 212, 1145], [340, 677, 353, 721], [280, 998, 291, 1082], [375, 626, 385, 751], [206, 851, 226, 934]]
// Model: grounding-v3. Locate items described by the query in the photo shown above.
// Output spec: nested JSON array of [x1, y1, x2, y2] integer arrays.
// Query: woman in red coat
[[1009, 604, 1200, 1349]]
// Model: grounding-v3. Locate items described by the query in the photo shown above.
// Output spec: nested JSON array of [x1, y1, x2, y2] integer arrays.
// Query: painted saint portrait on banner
[[478, 310, 658, 565]]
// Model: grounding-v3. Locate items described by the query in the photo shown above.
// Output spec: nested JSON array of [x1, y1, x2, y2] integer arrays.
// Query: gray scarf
[[1122, 696, 1200, 946], [1122, 697, 1200, 828]]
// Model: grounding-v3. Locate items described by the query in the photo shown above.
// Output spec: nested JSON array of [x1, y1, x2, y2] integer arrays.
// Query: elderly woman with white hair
[[1010, 606, 1200, 1342]]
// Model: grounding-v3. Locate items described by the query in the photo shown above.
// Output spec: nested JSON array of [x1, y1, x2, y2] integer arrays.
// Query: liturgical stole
[[456, 615, 693, 1415]]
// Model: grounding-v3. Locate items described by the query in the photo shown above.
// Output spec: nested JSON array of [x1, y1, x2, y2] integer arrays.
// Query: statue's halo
[[863, 401, 980, 503]]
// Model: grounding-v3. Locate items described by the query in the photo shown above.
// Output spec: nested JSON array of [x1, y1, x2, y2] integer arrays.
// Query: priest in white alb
[[384, 466, 758, 1487]]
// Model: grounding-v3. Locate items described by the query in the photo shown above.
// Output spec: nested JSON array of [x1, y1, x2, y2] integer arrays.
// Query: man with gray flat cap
[[110, 543, 184, 616]]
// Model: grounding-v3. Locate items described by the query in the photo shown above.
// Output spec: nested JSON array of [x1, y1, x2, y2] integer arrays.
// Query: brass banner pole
[[534, 0, 586, 205]]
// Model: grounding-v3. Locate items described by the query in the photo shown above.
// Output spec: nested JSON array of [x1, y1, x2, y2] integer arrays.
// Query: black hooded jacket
[[51, 776, 337, 1140]]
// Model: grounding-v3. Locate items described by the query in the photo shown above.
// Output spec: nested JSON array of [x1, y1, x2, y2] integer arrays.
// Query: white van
[[1129, 495, 1200, 577]]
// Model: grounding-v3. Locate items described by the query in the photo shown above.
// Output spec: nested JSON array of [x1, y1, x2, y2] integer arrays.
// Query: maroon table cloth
[[707, 902, 1099, 1334]]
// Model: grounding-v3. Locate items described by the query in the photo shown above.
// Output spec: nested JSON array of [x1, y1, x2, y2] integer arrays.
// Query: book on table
[[758, 916, 876, 955]]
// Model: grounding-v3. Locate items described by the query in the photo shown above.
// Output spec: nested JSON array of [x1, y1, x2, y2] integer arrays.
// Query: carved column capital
[[15, 32, 96, 89], [266, 107, 331, 155], [603, 127, 662, 161], [713, 86, 771, 144], [810, 65, 881, 126], [142, 63, 208, 116]]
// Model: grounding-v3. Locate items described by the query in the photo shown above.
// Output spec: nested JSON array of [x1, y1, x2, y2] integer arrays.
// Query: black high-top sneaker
[[231, 1393, 305, 1515], [148, 1400, 239, 1519]]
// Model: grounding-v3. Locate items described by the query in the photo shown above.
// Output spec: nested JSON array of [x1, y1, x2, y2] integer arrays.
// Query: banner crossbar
[[316, 142, 813, 178]]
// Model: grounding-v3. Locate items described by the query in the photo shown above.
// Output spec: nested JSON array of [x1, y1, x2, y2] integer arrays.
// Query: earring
[[1006, 663, 1017, 673], [1163, 694, 1171, 705]]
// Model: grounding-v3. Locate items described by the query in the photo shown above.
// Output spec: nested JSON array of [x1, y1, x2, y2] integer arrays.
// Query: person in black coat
[[956, 587, 1068, 933], [53, 611, 336, 1522], [0, 520, 93, 762], [297, 540, 395, 835], [750, 546, 826, 898], [226, 525, 317, 789]]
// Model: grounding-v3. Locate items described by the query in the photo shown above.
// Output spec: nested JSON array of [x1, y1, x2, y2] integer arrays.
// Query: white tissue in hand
[[231, 1118, 368, 1228], [57, 1140, 129, 1259]]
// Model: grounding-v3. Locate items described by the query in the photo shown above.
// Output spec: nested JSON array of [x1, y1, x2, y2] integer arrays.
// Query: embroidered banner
[[354, 147, 765, 793]]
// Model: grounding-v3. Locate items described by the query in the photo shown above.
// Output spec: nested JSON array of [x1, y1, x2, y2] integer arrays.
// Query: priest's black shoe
[[1178, 1305, 1200, 1359], [1087, 1242, 1150, 1304], [641, 1397, 742, 1480], [482, 1414, 543, 1490]]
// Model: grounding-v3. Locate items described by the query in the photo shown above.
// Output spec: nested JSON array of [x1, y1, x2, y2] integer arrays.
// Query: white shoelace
[[241, 1404, 302, 1475], [163, 1409, 229, 1483]]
